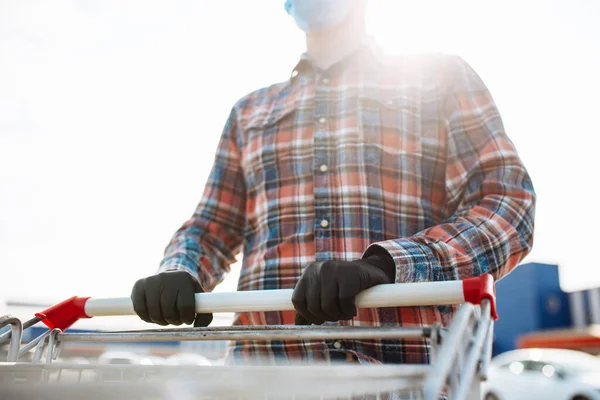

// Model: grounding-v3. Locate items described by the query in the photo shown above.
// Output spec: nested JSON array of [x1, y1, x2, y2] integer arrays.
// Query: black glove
[[131, 271, 213, 327], [292, 252, 395, 325]]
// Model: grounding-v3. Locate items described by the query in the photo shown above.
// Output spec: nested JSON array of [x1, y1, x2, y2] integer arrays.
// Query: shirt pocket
[[242, 101, 298, 192], [357, 92, 423, 157]]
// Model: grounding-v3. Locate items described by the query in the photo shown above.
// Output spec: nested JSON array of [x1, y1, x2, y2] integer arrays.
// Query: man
[[131, 0, 535, 364]]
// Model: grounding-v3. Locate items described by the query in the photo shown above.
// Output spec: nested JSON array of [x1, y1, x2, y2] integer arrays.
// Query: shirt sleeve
[[363, 56, 536, 283], [157, 107, 246, 291]]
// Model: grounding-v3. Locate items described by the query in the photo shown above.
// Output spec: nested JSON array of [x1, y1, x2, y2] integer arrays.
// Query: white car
[[166, 353, 212, 366], [97, 351, 153, 381], [482, 348, 600, 400], [97, 351, 146, 365]]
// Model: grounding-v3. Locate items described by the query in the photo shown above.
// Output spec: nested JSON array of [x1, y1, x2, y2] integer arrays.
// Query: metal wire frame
[[0, 302, 493, 400], [0, 315, 22, 362]]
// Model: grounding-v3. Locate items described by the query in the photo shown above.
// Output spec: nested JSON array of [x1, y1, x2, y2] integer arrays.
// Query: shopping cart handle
[[35, 274, 497, 331]]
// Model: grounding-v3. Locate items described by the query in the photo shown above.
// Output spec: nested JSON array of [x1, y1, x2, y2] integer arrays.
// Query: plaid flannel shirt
[[158, 43, 536, 364]]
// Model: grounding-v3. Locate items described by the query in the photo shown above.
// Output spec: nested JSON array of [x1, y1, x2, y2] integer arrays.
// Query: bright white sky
[[1, 0, 599, 312]]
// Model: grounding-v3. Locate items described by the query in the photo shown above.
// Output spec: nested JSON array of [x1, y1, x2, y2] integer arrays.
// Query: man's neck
[[305, 18, 367, 71]]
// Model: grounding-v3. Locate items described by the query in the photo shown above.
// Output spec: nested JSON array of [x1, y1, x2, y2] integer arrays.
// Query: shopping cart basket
[[0, 274, 497, 400]]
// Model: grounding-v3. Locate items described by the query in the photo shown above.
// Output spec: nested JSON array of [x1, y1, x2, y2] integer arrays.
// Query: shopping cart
[[0, 274, 497, 400]]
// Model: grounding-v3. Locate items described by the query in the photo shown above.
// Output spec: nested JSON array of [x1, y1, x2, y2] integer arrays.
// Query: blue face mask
[[284, 0, 354, 33]]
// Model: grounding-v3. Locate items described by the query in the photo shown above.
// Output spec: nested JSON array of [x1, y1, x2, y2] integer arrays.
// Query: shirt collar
[[289, 37, 384, 81]]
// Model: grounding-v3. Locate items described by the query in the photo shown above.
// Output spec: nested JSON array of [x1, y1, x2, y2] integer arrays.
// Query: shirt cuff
[[362, 239, 440, 283], [360, 245, 396, 282], [158, 254, 202, 285]]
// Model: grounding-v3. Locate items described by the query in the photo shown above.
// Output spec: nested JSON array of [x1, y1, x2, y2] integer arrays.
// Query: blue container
[[493, 263, 571, 355]]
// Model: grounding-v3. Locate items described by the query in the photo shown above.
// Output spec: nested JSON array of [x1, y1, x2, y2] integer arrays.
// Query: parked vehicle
[[166, 353, 212, 366], [482, 348, 600, 400], [97, 351, 149, 381], [98, 351, 146, 365]]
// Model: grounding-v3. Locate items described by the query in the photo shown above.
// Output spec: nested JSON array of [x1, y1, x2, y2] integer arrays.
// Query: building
[[494, 262, 600, 355]]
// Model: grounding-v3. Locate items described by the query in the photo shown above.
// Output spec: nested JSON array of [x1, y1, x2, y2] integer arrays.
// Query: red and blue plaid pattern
[[159, 44, 536, 364]]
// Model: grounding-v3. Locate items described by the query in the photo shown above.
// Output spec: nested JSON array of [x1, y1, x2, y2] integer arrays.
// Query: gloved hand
[[292, 252, 395, 325], [131, 271, 213, 327]]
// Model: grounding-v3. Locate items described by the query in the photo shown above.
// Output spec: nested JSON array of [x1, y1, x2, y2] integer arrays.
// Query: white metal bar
[[0, 316, 40, 347], [57, 325, 429, 343], [18, 329, 53, 357], [422, 303, 475, 400], [479, 319, 494, 381], [85, 280, 465, 317], [453, 301, 492, 400], [0, 316, 22, 362]]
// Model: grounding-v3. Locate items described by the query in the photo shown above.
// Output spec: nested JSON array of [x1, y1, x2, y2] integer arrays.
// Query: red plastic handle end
[[462, 274, 498, 320], [35, 296, 91, 331]]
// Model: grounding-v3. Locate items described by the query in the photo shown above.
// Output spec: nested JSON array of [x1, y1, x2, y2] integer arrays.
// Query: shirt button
[[318, 117, 327, 124], [320, 219, 329, 228], [319, 164, 328, 173], [333, 341, 342, 349]]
